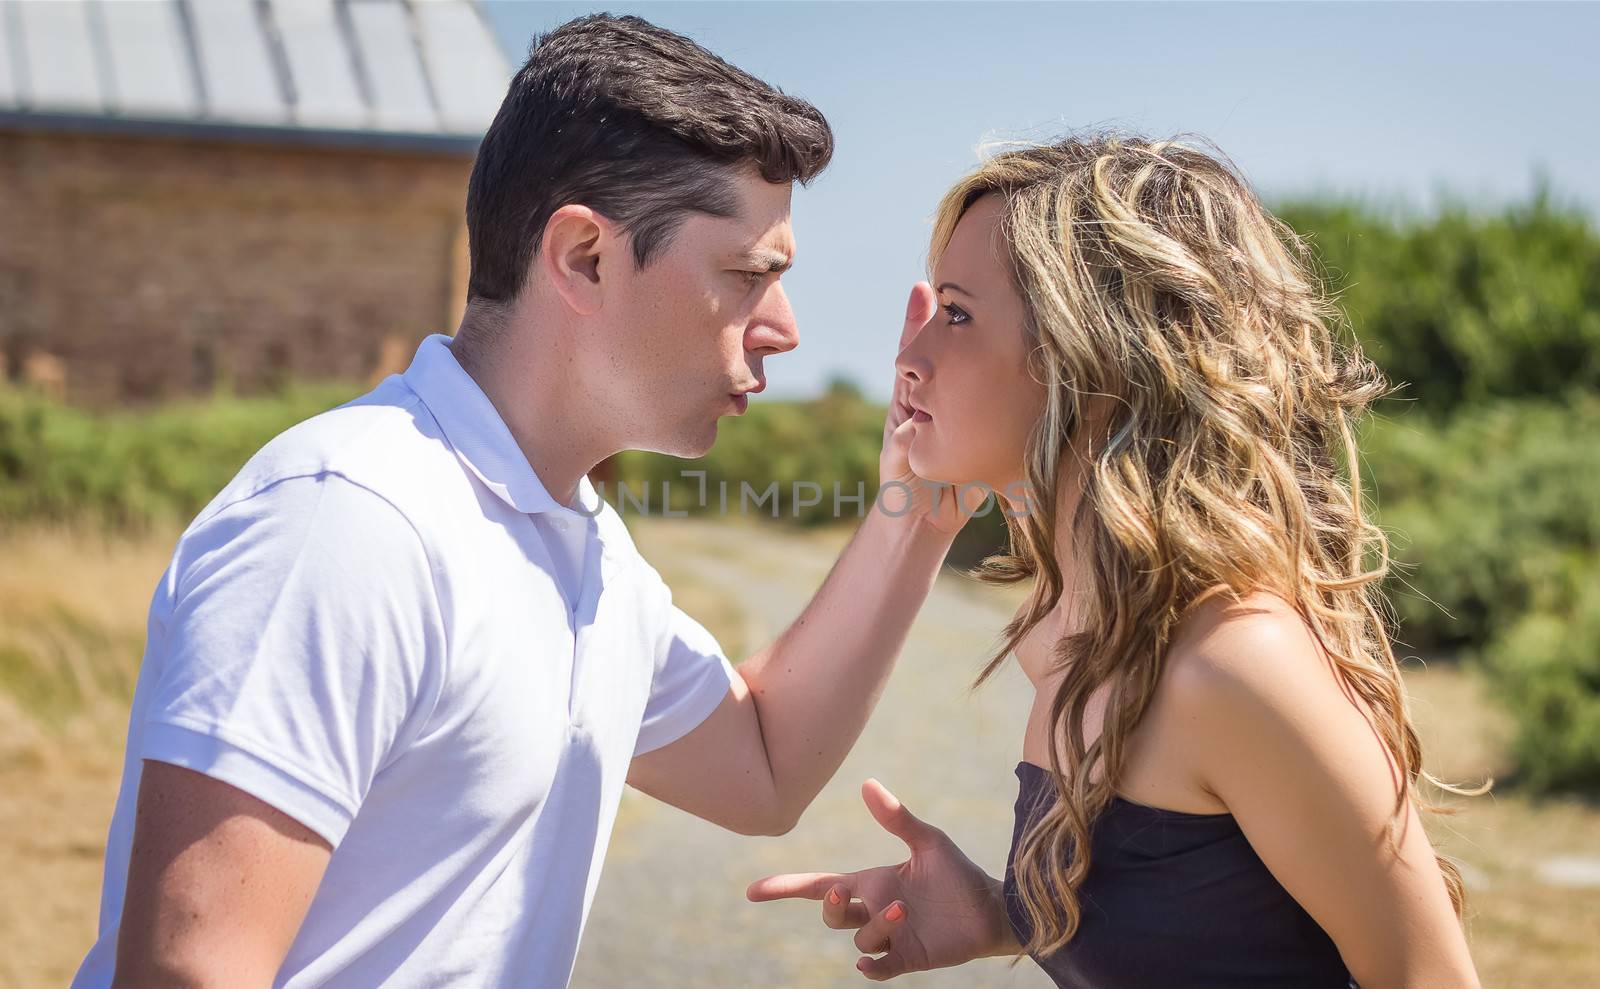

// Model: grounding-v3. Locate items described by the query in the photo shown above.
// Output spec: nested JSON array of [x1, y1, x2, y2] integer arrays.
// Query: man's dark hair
[[465, 14, 834, 306]]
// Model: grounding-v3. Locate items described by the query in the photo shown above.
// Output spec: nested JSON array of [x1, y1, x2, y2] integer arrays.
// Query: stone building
[[0, 0, 508, 406]]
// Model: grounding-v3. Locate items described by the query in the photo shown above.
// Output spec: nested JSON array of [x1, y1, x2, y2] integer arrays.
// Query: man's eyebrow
[[738, 247, 794, 274], [937, 281, 975, 298]]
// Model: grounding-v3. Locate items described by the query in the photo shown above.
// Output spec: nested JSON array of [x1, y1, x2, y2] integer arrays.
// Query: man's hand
[[630, 281, 966, 838], [880, 283, 988, 535], [630, 285, 968, 837], [746, 780, 1018, 981]]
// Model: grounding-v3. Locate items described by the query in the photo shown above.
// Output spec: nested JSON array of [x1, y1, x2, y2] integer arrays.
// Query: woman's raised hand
[[746, 779, 1019, 981]]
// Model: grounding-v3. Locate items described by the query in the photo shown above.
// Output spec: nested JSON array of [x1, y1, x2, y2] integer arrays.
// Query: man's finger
[[852, 899, 906, 955], [746, 872, 846, 902], [861, 779, 940, 852], [822, 883, 871, 930], [899, 282, 937, 351], [888, 378, 912, 426]]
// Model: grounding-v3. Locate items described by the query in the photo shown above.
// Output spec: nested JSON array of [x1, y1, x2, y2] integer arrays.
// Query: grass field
[[1, 520, 1595, 988]]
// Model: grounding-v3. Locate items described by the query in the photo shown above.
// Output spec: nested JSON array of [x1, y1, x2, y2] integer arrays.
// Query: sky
[[480, 1, 1600, 400]]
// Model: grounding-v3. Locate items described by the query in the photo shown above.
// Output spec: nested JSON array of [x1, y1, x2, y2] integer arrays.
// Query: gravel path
[[572, 519, 1053, 989]]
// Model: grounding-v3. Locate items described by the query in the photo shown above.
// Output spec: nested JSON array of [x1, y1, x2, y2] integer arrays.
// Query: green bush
[[1363, 394, 1600, 655], [1482, 556, 1600, 793], [1275, 192, 1600, 794], [1279, 191, 1600, 415], [1360, 394, 1600, 795], [0, 382, 360, 531], [611, 378, 885, 526]]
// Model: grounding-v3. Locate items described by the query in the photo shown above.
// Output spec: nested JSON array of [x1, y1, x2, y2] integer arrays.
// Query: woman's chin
[[906, 442, 964, 490]]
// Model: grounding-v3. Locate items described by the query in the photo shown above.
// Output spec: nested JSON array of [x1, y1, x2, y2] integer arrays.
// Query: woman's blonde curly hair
[[930, 133, 1485, 958]]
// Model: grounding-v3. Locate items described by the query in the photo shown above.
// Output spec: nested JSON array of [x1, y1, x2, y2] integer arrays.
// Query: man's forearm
[[736, 507, 956, 825]]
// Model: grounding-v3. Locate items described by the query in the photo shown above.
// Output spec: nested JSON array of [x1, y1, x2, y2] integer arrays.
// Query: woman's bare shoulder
[[1165, 587, 1329, 686], [1158, 587, 1372, 760]]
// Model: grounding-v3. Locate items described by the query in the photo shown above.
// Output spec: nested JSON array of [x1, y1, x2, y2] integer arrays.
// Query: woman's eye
[[740, 270, 764, 287], [943, 302, 969, 325]]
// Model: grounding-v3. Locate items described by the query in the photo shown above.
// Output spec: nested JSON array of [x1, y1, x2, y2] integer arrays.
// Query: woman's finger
[[852, 899, 907, 955], [861, 779, 943, 853], [858, 949, 911, 982], [822, 883, 871, 930], [746, 872, 845, 902]]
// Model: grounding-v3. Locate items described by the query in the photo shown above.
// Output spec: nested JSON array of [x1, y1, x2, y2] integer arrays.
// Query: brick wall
[[0, 126, 474, 408]]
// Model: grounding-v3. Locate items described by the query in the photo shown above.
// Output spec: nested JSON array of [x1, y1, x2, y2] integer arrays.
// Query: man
[[73, 14, 967, 989]]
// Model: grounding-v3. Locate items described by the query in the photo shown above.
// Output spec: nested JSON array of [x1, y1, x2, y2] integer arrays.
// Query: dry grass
[[1403, 657, 1600, 986], [0, 521, 1595, 988], [0, 524, 180, 989]]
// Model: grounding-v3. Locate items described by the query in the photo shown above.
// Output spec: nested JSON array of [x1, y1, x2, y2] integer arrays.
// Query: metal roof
[[0, 0, 510, 152]]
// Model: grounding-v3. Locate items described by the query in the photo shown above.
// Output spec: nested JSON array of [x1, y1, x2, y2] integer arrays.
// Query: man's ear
[[538, 205, 613, 316]]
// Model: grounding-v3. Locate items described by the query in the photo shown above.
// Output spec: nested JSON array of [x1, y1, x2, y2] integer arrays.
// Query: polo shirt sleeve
[[632, 567, 738, 757], [140, 472, 447, 848]]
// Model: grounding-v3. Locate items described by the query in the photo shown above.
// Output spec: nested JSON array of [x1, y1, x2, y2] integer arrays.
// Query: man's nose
[[746, 283, 799, 355]]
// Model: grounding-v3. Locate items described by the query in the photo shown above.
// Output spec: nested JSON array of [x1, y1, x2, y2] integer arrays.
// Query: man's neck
[[449, 312, 612, 511]]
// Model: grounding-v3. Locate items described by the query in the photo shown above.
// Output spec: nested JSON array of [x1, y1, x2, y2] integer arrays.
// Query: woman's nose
[[895, 339, 930, 383]]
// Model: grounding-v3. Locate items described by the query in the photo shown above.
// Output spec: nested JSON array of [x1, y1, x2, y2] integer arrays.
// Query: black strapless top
[[1003, 761, 1357, 987]]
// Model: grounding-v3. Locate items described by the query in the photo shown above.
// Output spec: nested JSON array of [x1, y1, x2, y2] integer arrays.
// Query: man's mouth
[[729, 377, 765, 415]]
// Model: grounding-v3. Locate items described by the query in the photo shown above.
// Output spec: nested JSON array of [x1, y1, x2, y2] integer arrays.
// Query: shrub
[[0, 382, 359, 531], [1363, 394, 1600, 655], [611, 378, 885, 527], [1279, 191, 1600, 415], [1482, 556, 1600, 792]]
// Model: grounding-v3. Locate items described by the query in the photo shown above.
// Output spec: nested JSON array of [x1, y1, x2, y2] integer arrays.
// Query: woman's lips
[[911, 409, 932, 423]]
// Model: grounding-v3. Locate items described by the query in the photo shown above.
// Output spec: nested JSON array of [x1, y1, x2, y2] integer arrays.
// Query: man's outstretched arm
[[627, 283, 973, 835], [627, 505, 956, 835]]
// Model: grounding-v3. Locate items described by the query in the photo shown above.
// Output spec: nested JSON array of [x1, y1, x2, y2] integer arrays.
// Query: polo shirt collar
[[401, 333, 601, 519]]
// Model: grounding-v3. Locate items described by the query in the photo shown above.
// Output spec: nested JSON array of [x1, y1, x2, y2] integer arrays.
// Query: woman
[[747, 135, 1484, 987]]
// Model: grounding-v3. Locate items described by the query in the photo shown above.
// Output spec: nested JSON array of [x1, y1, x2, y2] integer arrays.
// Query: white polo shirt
[[73, 333, 737, 988]]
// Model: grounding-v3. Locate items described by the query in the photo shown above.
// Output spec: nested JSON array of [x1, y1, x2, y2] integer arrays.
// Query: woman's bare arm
[[1170, 594, 1480, 989]]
